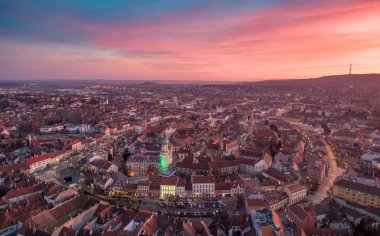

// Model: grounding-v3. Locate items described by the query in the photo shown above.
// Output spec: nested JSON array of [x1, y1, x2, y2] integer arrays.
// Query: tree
[[0, 185, 7, 197], [122, 150, 132, 162], [354, 219, 380, 236], [269, 123, 278, 132]]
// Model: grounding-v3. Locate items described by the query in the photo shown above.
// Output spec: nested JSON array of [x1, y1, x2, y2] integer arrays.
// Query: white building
[[255, 153, 272, 172], [71, 140, 83, 151], [65, 124, 91, 133], [192, 175, 215, 198], [39, 125, 64, 133], [27, 151, 69, 173]]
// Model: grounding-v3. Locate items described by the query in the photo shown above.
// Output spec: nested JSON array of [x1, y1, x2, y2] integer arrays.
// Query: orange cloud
[[1, 0, 380, 81]]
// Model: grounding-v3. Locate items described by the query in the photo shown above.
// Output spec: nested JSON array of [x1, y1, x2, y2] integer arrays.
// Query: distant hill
[[138, 81, 161, 86], [0, 81, 18, 87], [1, 73, 379, 88], [249, 74, 380, 88]]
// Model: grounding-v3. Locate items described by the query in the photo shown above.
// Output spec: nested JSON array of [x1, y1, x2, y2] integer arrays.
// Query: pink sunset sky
[[1, 0, 380, 81]]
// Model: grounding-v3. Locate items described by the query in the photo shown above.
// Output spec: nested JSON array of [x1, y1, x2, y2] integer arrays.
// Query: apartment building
[[333, 179, 380, 208]]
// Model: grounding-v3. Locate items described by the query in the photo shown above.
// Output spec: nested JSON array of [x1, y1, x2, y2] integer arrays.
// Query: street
[[308, 144, 344, 203]]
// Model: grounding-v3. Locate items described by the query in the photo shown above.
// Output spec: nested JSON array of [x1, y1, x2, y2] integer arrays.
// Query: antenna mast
[[349, 63, 352, 75]]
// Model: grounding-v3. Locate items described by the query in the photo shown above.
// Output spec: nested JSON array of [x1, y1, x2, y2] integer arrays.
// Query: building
[[245, 198, 268, 212], [215, 182, 231, 197], [209, 160, 239, 176], [65, 124, 91, 133], [26, 151, 67, 173], [230, 174, 245, 196], [0, 213, 19, 236], [3, 182, 45, 203], [192, 175, 215, 198], [136, 182, 150, 198], [239, 158, 258, 174], [255, 153, 273, 172], [333, 179, 380, 208], [160, 130, 172, 173], [71, 140, 83, 151], [39, 125, 64, 133], [266, 193, 288, 210], [251, 208, 283, 236], [95, 175, 114, 190], [286, 203, 316, 230], [160, 176, 186, 198], [108, 180, 137, 198], [90, 159, 118, 173], [126, 150, 161, 175], [205, 132, 238, 158], [284, 183, 307, 205]]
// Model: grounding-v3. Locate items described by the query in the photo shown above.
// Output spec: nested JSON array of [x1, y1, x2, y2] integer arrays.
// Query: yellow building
[[160, 176, 184, 199], [160, 184, 176, 199], [333, 179, 380, 208]]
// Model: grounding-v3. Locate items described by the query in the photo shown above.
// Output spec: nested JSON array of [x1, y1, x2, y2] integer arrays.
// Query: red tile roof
[[134, 210, 153, 223], [26, 151, 65, 166], [286, 183, 307, 193], [288, 204, 309, 220], [215, 182, 230, 190], [192, 175, 215, 184], [161, 176, 180, 186], [246, 199, 268, 207], [4, 182, 45, 200]]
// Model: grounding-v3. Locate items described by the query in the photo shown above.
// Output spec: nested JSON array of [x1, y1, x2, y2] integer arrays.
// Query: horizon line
[[1, 73, 378, 85]]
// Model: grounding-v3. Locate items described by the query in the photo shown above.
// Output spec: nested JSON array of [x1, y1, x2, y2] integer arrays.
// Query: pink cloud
[[2, 0, 380, 81]]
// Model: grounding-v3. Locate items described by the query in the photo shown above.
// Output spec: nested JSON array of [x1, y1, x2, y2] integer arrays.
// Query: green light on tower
[[160, 154, 168, 171], [160, 130, 168, 172]]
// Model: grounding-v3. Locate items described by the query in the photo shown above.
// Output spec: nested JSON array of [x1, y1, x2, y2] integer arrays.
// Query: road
[[288, 122, 344, 204], [308, 143, 344, 203]]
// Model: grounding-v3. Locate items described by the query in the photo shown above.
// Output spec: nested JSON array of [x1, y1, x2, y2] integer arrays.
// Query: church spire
[[219, 130, 224, 152]]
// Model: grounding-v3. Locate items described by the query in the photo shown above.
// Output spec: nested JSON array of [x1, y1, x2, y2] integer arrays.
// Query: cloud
[[1, 0, 380, 80], [114, 50, 177, 57]]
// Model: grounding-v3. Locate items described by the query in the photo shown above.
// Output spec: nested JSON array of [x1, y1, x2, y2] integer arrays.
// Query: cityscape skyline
[[1, 0, 380, 81], [1, 1, 380, 235]]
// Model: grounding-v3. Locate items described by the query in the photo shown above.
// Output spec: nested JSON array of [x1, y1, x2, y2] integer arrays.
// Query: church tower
[[26, 134, 32, 147], [160, 130, 169, 173], [247, 109, 254, 137], [219, 130, 224, 152], [143, 110, 147, 131]]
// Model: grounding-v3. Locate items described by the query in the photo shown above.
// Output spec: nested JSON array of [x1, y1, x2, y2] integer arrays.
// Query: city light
[[0, 1, 379, 234]]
